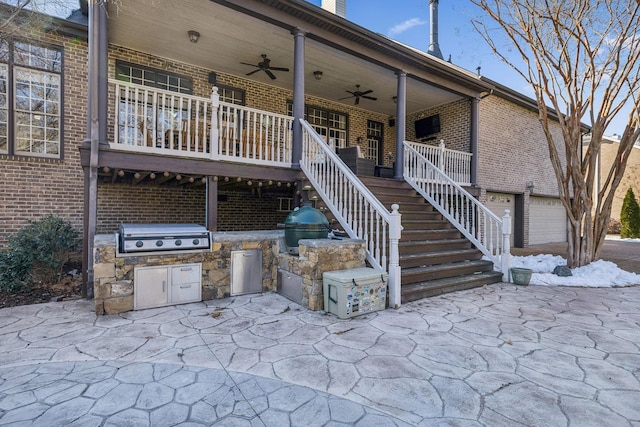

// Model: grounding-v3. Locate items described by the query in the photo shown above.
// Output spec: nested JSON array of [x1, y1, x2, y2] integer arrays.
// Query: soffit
[[107, 0, 470, 116]]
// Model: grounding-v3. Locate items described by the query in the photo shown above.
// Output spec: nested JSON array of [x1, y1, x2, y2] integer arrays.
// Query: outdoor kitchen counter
[[92, 232, 366, 315]]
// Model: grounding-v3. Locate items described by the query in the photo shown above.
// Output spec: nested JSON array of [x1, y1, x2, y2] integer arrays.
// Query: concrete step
[[401, 271, 504, 302]]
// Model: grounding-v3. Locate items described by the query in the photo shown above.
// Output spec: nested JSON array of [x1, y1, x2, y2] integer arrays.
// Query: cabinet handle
[[180, 267, 192, 271], [180, 285, 191, 289], [162, 280, 166, 292]]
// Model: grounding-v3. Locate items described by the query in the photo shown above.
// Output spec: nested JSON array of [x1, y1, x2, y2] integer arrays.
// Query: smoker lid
[[119, 223, 208, 236]]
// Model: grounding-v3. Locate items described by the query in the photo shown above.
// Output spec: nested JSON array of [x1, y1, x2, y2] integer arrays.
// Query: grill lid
[[120, 223, 209, 237], [118, 223, 210, 253]]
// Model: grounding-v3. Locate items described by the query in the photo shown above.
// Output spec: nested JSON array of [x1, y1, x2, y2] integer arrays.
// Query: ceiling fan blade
[[265, 69, 277, 80], [338, 95, 355, 100], [246, 69, 261, 76], [354, 97, 360, 105], [362, 95, 377, 101], [240, 62, 259, 67], [269, 67, 289, 72], [360, 89, 373, 96]]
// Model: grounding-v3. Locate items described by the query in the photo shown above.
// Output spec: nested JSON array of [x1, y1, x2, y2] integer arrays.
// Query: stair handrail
[[299, 119, 402, 308], [403, 141, 511, 278]]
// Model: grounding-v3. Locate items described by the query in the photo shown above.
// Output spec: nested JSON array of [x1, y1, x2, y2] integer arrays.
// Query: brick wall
[[477, 95, 565, 196], [597, 142, 640, 223], [96, 184, 206, 234], [406, 99, 471, 152], [217, 186, 294, 231], [0, 31, 88, 245]]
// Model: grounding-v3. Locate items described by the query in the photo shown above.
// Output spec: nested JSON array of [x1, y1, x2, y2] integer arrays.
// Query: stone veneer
[[93, 232, 366, 315], [278, 239, 366, 311]]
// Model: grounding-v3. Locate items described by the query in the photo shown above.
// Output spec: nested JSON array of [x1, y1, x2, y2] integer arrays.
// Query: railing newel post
[[501, 209, 512, 282], [388, 203, 402, 309]]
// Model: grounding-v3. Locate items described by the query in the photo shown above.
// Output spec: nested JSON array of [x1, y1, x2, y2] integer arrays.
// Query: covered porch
[[82, 0, 493, 296]]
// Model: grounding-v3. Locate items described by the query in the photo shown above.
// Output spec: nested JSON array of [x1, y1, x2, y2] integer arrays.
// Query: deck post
[[394, 71, 406, 179], [291, 28, 306, 168]]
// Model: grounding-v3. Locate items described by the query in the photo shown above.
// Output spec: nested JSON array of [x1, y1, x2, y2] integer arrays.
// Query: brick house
[[1, 0, 569, 304]]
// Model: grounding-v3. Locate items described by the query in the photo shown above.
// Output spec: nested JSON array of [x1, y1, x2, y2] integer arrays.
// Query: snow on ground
[[511, 255, 640, 287], [511, 237, 640, 287]]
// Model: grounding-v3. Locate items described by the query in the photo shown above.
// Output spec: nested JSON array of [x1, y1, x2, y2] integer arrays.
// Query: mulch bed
[[0, 262, 83, 309]]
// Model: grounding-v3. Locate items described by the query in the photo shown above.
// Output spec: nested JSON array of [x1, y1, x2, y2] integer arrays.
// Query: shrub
[[620, 188, 640, 238], [0, 215, 80, 291]]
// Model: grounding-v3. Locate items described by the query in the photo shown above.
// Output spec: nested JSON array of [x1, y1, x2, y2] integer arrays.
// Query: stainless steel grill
[[118, 224, 211, 253]]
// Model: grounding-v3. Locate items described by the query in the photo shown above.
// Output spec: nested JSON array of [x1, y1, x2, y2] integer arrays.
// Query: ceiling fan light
[[313, 70, 323, 80]]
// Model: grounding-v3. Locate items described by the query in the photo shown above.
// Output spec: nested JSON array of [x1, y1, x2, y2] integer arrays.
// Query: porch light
[[188, 30, 200, 43], [526, 181, 535, 192], [313, 70, 323, 80]]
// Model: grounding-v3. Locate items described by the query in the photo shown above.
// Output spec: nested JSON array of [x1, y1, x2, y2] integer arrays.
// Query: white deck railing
[[300, 120, 403, 308], [109, 80, 292, 167], [404, 141, 511, 279], [406, 140, 472, 186]]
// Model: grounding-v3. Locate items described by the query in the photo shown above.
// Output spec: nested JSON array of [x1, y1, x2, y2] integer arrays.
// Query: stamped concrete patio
[[1, 282, 639, 426]]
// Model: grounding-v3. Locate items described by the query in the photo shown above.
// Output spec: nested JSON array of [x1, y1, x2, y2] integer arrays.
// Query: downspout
[[291, 28, 306, 170]]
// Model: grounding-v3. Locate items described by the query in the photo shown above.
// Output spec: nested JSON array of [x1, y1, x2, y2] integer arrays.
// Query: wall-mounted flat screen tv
[[414, 114, 440, 139]]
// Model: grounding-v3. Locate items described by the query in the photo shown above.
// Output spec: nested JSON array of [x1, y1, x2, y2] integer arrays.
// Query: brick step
[[402, 228, 461, 241], [399, 238, 471, 254], [401, 271, 504, 302], [400, 248, 483, 268], [401, 259, 495, 284]]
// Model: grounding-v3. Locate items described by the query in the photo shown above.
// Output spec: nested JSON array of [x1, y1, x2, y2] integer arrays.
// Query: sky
[[307, 0, 630, 136]]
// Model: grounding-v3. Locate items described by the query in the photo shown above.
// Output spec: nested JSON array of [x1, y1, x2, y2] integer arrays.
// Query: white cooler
[[323, 267, 388, 319]]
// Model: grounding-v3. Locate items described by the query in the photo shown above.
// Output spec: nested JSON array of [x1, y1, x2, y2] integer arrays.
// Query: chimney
[[428, 0, 443, 59], [321, 0, 346, 18]]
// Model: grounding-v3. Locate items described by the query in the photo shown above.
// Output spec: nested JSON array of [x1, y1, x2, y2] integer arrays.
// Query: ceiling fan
[[339, 84, 377, 105], [240, 54, 289, 80]]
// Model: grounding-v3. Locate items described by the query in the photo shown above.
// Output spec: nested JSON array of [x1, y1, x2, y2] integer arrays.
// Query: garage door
[[529, 197, 567, 244], [484, 192, 515, 246]]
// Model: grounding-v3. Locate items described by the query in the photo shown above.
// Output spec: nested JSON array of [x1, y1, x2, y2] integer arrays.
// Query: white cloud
[[388, 18, 426, 37]]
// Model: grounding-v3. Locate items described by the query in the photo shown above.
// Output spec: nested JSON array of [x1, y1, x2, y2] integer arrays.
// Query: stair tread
[[399, 238, 470, 246], [401, 271, 503, 301], [400, 248, 481, 259], [402, 259, 493, 274]]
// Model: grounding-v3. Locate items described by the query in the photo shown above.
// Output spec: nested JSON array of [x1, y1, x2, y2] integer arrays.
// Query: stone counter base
[[93, 232, 366, 315]]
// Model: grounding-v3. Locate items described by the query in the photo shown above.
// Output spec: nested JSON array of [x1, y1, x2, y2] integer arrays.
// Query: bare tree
[[0, 1, 77, 37], [471, 0, 640, 267]]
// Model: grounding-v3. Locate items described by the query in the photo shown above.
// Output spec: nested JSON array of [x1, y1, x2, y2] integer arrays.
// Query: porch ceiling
[[107, 0, 465, 116]]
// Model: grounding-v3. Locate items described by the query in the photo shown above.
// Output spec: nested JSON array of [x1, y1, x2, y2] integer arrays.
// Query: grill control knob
[[135, 241, 143, 248], [156, 240, 164, 247], [175, 239, 182, 246], [192, 239, 200, 246]]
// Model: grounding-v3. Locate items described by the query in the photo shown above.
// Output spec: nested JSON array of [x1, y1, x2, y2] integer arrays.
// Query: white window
[[0, 40, 62, 158]]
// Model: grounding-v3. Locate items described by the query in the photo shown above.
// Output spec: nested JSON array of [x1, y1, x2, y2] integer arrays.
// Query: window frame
[[0, 37, 64, 160], [287, 102, 349, 152], [115, 60, 193, 94]]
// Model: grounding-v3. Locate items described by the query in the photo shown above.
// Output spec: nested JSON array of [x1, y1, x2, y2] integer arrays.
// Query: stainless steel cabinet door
[[231, 250, 262, 296], [134, 266, 169, 310]]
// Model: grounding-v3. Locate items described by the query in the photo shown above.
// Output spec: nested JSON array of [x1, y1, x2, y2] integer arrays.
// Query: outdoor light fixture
[[526, 181, 535, 192], [188, 30, 200, 43], [313, 70, 323, 80]]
